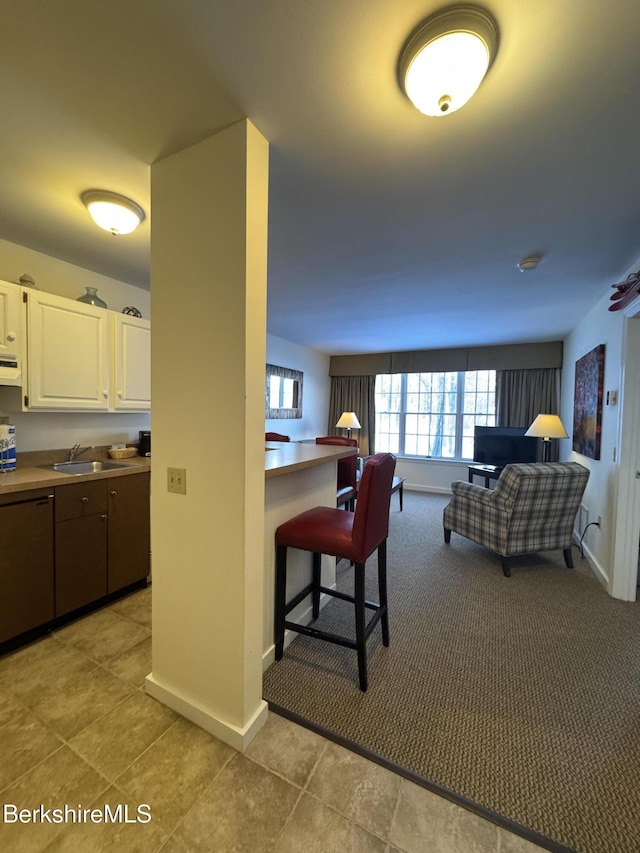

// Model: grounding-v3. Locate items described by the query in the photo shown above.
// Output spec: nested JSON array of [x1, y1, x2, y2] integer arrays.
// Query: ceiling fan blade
[[608, 280, 640, 311]]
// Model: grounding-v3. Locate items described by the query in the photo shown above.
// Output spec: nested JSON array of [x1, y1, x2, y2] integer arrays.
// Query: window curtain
[[496, 368, 561, 461], [328, 375, 376, 457]]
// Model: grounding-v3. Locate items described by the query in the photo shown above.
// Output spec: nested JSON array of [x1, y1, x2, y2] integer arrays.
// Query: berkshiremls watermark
[[3, 803, 151, 825]]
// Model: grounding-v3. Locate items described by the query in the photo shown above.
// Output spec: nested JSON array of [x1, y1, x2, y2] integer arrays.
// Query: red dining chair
[[274, 452, 396, 691], [315, 436, 358, 511], [265, 432, 290, 442]]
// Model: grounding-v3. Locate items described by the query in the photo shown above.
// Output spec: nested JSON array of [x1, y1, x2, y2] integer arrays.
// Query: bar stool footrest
[[283, 620, 357, 649], [319, 586, 380, 611], [283, 604, 385, 648]]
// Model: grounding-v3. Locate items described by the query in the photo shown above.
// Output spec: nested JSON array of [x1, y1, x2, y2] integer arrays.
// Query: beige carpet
[[263, 491, 640, 853]]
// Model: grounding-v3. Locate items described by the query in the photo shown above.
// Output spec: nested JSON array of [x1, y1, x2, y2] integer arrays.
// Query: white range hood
[[0, 279, 23, 386], [0, 355, 21, 386]]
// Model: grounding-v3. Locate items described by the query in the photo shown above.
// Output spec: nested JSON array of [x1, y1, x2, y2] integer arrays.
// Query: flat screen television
[[473, 426, 538, 467]]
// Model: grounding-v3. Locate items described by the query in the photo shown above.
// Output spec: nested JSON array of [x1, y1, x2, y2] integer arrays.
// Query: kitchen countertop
[[0, 453, 151, 496], [265, 441, 356, 478]]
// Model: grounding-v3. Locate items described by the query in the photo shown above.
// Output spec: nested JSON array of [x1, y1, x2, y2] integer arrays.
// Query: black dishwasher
[[0, 489, 54, 645]]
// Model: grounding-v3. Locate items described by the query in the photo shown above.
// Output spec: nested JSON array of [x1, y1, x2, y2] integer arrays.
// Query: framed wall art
[[572, 344, 605, 460]]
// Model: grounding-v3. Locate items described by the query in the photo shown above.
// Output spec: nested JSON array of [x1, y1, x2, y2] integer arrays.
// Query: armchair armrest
[[451, 480, 494, 505], [450, 480, 513, 513], [445, 479, 512, 555]]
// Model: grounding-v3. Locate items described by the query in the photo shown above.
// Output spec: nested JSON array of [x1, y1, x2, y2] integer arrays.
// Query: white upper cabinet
[[25, 290, 110, 410], [0, 280, 22, 385], [112, 313, 150, 411], [4, 288, 151, 412]]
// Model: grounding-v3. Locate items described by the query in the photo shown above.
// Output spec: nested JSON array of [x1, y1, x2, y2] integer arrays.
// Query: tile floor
[[0, 587, 546, 852]]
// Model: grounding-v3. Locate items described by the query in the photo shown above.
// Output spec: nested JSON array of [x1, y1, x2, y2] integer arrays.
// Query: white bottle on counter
[[0, 421, 16, 472]]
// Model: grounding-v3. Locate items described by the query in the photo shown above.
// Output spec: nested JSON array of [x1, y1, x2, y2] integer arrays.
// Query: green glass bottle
[[77, 286, 107, 308]]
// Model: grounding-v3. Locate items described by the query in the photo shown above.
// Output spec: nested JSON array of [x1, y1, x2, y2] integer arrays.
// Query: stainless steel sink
[[42, 460, 138, 475]]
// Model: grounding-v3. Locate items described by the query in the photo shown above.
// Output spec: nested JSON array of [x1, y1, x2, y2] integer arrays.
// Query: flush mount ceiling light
[[81, 190, 145, 235], [398, 5, 498, 117], [517, 255, 541, 272]]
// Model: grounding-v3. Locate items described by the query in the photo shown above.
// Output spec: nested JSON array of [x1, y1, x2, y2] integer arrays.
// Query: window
[[375, 370, 496, 459], [265, 363, 303, 419], [269, 375, 296, 409]]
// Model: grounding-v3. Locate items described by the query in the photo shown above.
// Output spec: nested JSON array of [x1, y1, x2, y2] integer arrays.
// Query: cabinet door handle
[[118, 391, 123, 398], [7, 331, 16, 342], [100, 514, 107, 520], [110, 490, 117, 496], [81, 496, 89, 503]]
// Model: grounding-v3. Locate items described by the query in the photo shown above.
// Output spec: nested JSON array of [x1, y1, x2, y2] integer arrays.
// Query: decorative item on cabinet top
[[77, 286, 107, 308], [122, 306, 142, 317], [19, 273, 37, 289]]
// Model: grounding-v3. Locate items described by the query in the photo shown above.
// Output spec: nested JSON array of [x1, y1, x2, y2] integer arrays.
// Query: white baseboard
[[144, 673, 268, 752], [262, 624, 303, 671], [573, 532, 609, 589], [403, 484, 452, 495]]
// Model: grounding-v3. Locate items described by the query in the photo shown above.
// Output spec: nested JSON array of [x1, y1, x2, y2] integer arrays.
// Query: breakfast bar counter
[[262, 441, 357, 666], [264, 440, 355, 476]]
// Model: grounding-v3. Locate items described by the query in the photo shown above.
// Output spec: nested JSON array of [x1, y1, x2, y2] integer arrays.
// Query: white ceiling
[[3, 1, 640, 354]]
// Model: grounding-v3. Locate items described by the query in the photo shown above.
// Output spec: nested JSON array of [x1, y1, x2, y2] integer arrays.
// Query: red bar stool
[[315, 436, 358, 511], [274, 453, 396, 691]]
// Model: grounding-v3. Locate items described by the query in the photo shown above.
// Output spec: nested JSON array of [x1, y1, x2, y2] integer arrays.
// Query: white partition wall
[[147, 120, 269, 750]]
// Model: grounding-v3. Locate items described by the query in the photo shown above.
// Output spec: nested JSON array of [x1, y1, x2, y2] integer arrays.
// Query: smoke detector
[[517, 255, 541, 272]]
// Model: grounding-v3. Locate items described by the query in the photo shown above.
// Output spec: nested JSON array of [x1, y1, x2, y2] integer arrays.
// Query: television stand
[[468, 464, 503, 488]]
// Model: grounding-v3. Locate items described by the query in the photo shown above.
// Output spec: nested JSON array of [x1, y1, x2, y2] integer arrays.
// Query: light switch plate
[[167, 467, 186, 495]]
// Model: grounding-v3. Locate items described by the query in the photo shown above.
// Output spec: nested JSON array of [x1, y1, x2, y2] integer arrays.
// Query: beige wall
[[0, 236, 150, 316], [265, 334, 330, 440], [560, 281, 629, 591]]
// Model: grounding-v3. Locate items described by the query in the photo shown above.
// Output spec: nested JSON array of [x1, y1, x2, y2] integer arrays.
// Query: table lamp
[[336, 411, 361, 440], [525, 414, 569, 462]]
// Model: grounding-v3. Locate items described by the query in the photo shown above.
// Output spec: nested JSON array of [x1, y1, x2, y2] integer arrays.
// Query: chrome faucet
[[68, 444, 94, 462]]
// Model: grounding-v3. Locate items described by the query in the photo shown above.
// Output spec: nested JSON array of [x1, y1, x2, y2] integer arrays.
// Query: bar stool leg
[[354, 562, 368, 691], [312, 552, 321, 619], [377, 539, 389, 647], [275, 544, 287, 660]]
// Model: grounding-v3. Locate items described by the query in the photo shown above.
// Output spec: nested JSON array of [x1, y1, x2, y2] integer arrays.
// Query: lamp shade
[[336, 412, 361, 430], [398, 6, 498, 117], [82, 190, 145, 235], [525, 414, 569, 440]]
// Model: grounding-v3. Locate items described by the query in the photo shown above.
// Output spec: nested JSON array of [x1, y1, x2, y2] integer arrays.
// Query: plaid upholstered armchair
[[443, 462, 590, 576]]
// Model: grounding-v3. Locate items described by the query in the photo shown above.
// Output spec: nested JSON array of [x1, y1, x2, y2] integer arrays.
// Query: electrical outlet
[[167, 467, 187, 495]]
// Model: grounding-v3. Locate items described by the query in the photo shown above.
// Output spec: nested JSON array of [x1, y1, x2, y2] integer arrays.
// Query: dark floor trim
[[267, 700, 574, 853], [0, 579, 148, 659]]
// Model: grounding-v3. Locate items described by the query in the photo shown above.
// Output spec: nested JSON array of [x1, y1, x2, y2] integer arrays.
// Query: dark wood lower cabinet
[[55, 513, 108, 617], [1, 472, 150, 649], [54, 471, 150, 616], [108, 472, 150, 593], [0, 490, 54, 643], [54, 477, 109, 618]]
